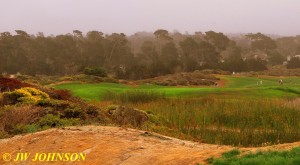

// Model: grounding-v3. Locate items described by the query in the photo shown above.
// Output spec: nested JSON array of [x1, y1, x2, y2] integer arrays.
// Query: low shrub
[[0, 77, 31, 92], [63, 107, 85, 119], [11, 124, 39, 134], [2, 87, 50, 105], [58, 74, 104, 83], [40, 88, 72, 100], [0, 105, 44, 134], [106, 104, 119, 115], [37, 114, 79, 128], [86, 105, 99, 117], [37, 99, 72, 110], [103, 77, 119, 83], [201, 69, 231, 75], [84, 67, 107, 77], [106, 104, 119, 111], [37, 99, 86, 119]]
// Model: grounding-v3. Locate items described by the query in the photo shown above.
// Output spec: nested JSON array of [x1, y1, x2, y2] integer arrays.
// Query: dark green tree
[[205, 31, 230, 51]]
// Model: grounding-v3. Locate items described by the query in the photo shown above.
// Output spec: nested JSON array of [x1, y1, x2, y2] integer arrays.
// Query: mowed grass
[[55, 83, 222, 101], [54, 76, 300, 101]]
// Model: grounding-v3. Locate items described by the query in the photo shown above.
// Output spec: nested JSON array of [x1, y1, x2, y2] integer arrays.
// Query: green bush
[[106, 104, 119, 111], [37, 99, 86, 119], [37, 99, 72, 110], [84, 67, 107, 77], [63, 107, 85, 119], [86, 105, 99, 117], [37, 114, 79, 128], [11, 124, 39, 134]]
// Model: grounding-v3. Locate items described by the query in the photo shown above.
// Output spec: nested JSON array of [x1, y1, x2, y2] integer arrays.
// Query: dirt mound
[[0, 126, 299, 165]]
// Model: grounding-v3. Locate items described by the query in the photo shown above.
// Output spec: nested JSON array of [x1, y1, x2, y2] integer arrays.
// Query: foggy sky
[[1, 0, 300, 36]]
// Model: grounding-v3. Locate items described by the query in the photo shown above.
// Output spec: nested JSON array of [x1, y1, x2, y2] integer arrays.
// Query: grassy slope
[[54, 76, 300, 101]]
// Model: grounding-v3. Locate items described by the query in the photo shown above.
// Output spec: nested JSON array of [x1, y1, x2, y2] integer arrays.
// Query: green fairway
[[55, 83, 220, 100], [54, 76, 300, 101]]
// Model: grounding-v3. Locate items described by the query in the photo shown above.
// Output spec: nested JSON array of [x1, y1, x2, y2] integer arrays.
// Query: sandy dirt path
[[0, 126, 299, 165]]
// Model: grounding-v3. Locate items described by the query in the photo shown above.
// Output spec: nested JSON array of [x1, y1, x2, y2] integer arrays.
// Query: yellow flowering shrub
[[2, 87, 50, 104]]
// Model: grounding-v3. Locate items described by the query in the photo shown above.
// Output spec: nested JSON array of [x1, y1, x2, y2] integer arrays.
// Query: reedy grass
[[126, 97, 300, 147]]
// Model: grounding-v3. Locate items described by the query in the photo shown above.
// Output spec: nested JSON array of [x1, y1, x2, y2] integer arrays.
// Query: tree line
[[0, 30, 300, 79]]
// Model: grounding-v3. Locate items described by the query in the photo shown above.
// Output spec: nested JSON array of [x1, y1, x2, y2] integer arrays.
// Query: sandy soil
[[0, 126, 299, 165]]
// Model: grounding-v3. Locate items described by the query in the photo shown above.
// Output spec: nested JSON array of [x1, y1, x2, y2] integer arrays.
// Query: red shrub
[[40, 88, 72, 100], [52, 89, 72, 100], [0, 78, 31, 92]]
